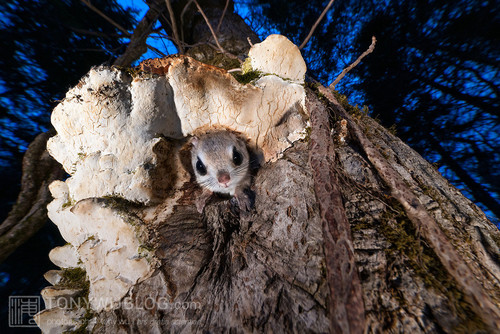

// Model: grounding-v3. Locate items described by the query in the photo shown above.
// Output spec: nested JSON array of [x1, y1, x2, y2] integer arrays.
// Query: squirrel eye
[[232, 146, 243, 166], [196, 157, 207, 175]]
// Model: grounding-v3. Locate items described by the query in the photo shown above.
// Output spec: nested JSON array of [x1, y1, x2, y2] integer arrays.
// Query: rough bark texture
[[320, 89, 500, 333], [318, 86, 500, 331], [0, 131, 64, 263], [82, 86, 500, 333], [94, 141, 331, 333], [307, 90, 366, 333]]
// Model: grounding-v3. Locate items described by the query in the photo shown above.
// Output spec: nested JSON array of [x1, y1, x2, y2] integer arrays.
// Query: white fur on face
[[191, 132, 250, 196]]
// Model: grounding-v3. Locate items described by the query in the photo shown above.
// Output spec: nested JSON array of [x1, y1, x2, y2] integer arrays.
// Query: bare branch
[[330, 36, 376, 89], [180, 0, 194, 42], [193, 0, 225, 54], [80, 0, 130, 36], [147, 44, 168, 57], [0, 131, 64, 263], [114, 6, 160, 67], [299, 0, 335, 50], [69, 27, 125, 38], [152, 32, 207, 49], [206, 43, 241, 62], [165, 0, 184, 53], [190, 0, 241, 62], [180, 0, 194, 21], [247, 37, 254, 46], [216, 0, 230, 34]]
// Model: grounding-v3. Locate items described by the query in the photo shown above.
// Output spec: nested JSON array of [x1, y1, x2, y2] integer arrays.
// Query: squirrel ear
[[191, 136, 199, 147]]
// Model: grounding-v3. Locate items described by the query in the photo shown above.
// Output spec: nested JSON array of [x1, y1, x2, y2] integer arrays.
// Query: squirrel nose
[[217, 171, 231, 185]]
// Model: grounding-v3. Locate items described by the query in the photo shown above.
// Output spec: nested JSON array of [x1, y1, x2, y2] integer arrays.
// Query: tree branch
[[147, 44, 168, 57], [299, 0, 335, 50], [165, 0, 184, 53], [153, 31, 207, 49], [68, 27, 125, 38], [180, 0, 194, 43], [330, 36, 376, 89], [191, 0, 240, 61], [114, 6, 161, 67], [430, 136, 500, 219], [80, 0, 130, 36], [0, 131, 64, 263], [216, 0, 230, 34], [193, 0, 225, 54], [416, 72, 498, 118]]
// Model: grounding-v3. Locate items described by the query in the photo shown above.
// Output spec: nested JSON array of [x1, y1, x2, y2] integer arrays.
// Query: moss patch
[[66, 308, 94, 334], [376, 199, 487, 332], [186, 44, 240, 70], [100, 195, 143, 210], [59, 268, 94, 333], [59, 267, 89, 295], [332, 90, 368, 119], [62, 197, 76, 209], [232, 70, 262, 84]]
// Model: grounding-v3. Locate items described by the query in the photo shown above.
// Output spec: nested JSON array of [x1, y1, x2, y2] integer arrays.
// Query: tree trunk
[[25, 1, 500, 333], [0, 131, 64, 263]]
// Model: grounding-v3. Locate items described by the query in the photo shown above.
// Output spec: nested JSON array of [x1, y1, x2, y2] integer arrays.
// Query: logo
[[8, 296, 41, 328]]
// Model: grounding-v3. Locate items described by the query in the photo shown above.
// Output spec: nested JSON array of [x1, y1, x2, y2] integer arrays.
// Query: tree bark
[[86, 84, 500, 333], [307, 91, 366, 333], [0, 131, 64, 263], [318, 86, 500, 332]]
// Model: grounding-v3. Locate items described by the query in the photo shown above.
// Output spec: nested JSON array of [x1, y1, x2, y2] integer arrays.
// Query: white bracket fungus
[[40, 35, 309, 328]]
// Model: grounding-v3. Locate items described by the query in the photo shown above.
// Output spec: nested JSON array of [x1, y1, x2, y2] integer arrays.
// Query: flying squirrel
[[190, 128, 259, 213]]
